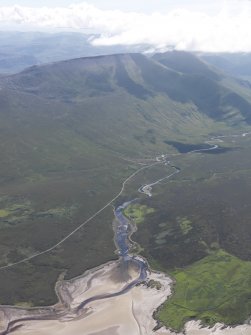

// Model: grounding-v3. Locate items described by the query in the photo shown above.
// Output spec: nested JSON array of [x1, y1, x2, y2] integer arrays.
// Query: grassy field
[[157, 250, 251, 331], [124, 203, 155, 225]]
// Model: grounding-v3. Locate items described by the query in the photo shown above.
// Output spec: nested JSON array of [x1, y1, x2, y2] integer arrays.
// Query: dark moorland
[[0, 50, 251, 330]]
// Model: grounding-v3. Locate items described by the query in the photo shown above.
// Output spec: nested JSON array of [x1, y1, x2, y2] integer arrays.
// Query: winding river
[[0, 131, 251, 335]]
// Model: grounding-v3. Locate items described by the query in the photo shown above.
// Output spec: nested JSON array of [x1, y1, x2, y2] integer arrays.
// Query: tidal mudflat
[[0, 261, 172, 335]]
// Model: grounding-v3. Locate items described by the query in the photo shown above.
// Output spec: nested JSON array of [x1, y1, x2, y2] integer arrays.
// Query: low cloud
[[0, 1, 251, 52]]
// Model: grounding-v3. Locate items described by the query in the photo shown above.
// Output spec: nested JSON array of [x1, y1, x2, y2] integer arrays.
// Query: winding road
[[0, 131, 250, 335]]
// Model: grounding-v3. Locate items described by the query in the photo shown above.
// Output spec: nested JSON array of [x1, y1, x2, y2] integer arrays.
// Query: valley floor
[[1, 132, 251, 334]]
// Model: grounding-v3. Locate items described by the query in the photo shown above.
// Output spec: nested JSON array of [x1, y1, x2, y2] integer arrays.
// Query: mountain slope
[[1, 52, 251, 183], [199, 52, 251, 83], [3, 52, 251, 123], [152, 51, 251, 123], [0, 52, 251, 306], [153, 50, 220, 80]]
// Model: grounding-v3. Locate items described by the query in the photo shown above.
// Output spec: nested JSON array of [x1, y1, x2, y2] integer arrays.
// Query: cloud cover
[[0, 1, 251, 52]]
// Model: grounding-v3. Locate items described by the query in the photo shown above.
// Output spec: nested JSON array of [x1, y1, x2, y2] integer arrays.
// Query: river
[[1, 132, 251, 334]]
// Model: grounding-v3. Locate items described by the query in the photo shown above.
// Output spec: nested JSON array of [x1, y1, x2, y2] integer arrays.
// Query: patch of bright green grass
[[35, 206, 78, 219], [0, 201, 32, 227], [124, 204, 154, 224], [0, 209, 10, 218], [177, 217, 193, 235], [157, 250, 251, 331]]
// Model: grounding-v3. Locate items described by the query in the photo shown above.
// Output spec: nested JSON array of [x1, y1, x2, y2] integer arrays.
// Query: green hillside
[[157, 250, 251, 331], [0, 52, 251, 308], [152, 51, 251, 123], [199, 52, 251, 83], [153, 50, 220, 80]]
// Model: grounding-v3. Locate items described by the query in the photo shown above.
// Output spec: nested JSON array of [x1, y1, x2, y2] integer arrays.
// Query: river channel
[[1, 132, 251, 335]]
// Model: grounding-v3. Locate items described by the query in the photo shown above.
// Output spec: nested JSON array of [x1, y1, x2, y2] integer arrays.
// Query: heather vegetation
[[133, 135, 251, 328], [0, 49, 251, 332]]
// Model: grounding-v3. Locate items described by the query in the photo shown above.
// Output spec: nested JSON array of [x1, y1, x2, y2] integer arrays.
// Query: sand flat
[[2, 262, 251, 335], [10, 270, 172, 335], [157, 321, 251, 335], [13, 291, 140, 335], [58, 260, 140, 309]]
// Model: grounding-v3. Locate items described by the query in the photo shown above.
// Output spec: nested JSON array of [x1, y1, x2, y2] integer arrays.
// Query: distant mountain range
[[1, 31, 251, 84], [199, 52, 251, 83], [0, 31, 147, 74]]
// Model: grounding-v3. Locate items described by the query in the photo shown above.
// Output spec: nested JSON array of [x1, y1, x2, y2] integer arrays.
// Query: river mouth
[[1, 131, 251, 335], [0, 260, 173, 335], [0, 202, 149, 335]]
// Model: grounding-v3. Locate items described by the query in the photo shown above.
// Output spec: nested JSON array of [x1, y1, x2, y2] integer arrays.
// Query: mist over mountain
[[1, 29, 251, 90]]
